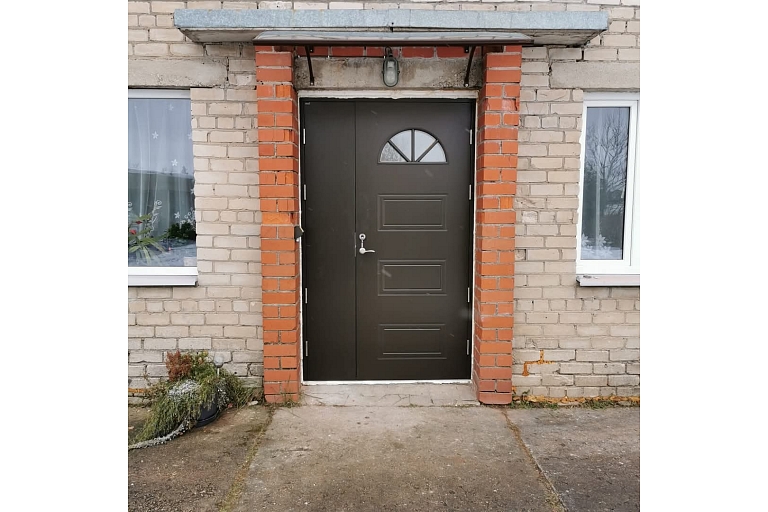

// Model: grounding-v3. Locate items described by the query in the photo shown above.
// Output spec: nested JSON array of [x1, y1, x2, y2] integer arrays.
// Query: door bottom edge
[[301, 379, 472, 386]]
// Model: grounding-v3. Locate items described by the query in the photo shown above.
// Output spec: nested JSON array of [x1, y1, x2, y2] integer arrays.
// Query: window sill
[[576, 274, 640, 287], [128, 267, 198, 287]]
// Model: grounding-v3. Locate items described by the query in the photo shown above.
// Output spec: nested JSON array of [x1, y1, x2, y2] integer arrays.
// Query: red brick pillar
[[255, 46, 301, 403], [473, 46, 522, 404]]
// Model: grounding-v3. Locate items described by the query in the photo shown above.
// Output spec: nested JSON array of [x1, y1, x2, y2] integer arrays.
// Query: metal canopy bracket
[[464, 46, 476, 88], [304, 45, 314, 86]]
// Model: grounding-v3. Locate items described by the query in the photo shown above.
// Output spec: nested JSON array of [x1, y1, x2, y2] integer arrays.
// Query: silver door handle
[[358, 233, 376, 255]]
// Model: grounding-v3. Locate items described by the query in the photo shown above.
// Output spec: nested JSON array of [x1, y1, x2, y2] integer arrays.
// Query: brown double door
[[301, 100, 473, 381]]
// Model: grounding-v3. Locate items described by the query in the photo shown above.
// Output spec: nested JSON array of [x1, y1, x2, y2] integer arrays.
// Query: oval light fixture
[[382, 47, 399, 87]]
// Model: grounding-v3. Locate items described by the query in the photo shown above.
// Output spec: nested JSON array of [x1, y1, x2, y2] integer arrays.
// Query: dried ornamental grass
[[129, 351, 252, 449]]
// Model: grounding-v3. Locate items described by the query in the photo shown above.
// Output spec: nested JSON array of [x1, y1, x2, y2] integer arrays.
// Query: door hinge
[[304, 288, 308, 303], [302, 128, 306, 144], [305, 339, 309, 357], [303, 184, 306, 201], [467, 340, 470, 355], [469, 129, 473, 145]]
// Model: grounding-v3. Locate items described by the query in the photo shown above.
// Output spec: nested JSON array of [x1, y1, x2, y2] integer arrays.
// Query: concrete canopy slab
[[174, 9, 608, 47]]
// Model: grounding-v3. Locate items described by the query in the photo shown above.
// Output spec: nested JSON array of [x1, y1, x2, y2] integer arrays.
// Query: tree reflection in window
[[379, 129, 446, 163], [581, 107, 630, 260]]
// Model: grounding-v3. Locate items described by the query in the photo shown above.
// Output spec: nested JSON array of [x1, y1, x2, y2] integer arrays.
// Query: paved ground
[[128, 384, 639, 511], [128, 405, 272, 512], [510, 408, 640, 511]]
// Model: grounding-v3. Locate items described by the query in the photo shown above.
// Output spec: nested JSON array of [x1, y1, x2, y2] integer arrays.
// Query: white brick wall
[[128, 1, 261, 393]]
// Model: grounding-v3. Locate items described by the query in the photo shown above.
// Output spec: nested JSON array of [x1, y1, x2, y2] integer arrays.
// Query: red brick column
[[473, 46, 522, 404], [255, 46, 301, 403]]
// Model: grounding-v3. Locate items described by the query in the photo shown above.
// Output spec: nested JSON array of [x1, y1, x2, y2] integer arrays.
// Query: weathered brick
[[593, 363, 625, 374], [560, 363, 592, 374], [608, 375, 640, 387]]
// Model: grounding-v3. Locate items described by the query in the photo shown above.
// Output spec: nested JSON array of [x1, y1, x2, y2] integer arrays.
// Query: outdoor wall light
[[382, 47, 399, 87], [213, 353, 224, 376]]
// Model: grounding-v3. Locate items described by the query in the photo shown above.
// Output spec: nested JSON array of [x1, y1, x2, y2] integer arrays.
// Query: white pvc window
[[128, 89, 197, 286], [577, 93, 640, 277]]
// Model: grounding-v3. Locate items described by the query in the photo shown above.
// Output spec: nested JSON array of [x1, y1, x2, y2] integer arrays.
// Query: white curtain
[[128, 97, 195, 267]]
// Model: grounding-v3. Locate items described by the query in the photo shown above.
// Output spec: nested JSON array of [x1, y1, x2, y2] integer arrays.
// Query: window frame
[[576, 92, 640, 280], [128, 88, 197, 287]]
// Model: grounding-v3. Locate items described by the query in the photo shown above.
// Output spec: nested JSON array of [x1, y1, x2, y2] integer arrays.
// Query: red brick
[[263, 291, 298, 305], [256, 52, 293, 67], [478, 264, 514, 276], [476, 289, 514, 302], [258, 128, 292, 142], [264, 318, 297, 331], [477, 182, 516, 195], [437, 46, 468, 58], [478, 367, 512, 380], [296, 46, 329, 56], [277, 226, 295, 238], [260, 100, 294, 113], [477, 379, 497, 392], [264, 369, 296, 382], [477, 197, 499, 210], [281, 356, 298, 369], [275, 114, 295, 127], [256, 85, 274, 98], [402, 47, 434, 58], [484, 98, 517, 112], [262, 264, 297, 277], [331, 46, 366, 57], [481, 127, 518, 140], [501, 141, 518, 154], [485, 53, 522, 68], [262, 305, 279, 317], [264, 357, 280, 369], [477, 342, 512, 355], [256, 67, 293, 82], [503, 85, 521, 98], [477, 392, 512, 405], [476, 168, 501, 182], [480, 84, 503, 98], [261, 278, 278, 291], [261, 184, 297, 198], [478, 211, 516, 224], [479, 316, 514, 328], [478, 355, 496, 367], [484, 69, 521, 84], [265, 344, 298, 357], [495, 380, 514, 393]]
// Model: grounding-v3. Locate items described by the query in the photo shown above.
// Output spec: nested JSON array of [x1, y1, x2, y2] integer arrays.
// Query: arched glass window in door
[[379, 129, 447, 163]]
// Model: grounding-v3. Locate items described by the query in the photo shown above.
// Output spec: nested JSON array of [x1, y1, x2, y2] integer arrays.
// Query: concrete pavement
[[128, 384, 639, 512]]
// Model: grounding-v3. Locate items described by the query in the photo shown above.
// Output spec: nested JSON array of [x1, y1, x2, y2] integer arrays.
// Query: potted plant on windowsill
[[129, 351, 253, 450], [128, 213, 164, 265]]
